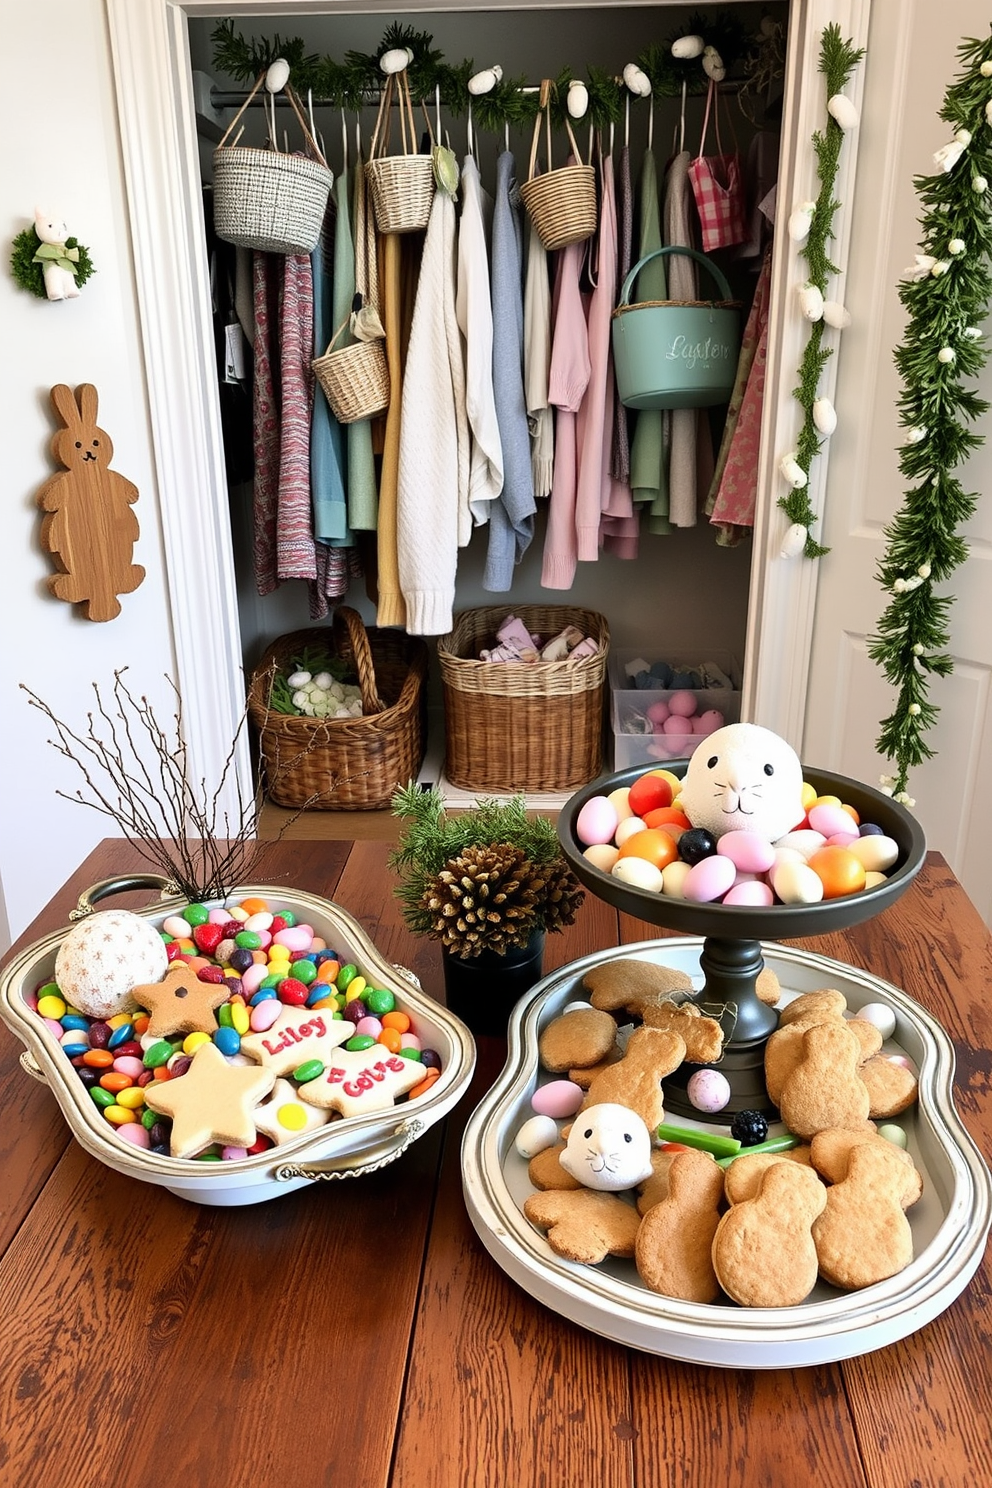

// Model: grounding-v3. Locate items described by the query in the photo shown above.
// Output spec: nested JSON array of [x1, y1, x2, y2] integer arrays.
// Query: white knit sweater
[[455, 154, 503, 532]]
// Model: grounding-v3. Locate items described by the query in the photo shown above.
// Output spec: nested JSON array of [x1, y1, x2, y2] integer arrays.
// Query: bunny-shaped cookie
[[38, 384, 144, 621]]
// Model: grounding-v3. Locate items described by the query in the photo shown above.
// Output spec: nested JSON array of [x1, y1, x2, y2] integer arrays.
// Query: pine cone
[[421, 843, 545, 958], [539, 859, 584, 935]]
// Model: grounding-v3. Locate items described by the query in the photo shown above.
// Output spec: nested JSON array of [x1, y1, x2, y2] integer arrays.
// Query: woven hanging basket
[[437, 605, 610, 794], [248, 609, 428, 810], [365, 72, 435, 235], [313, 332, 390, 424], [213, 75, 333, 255], [518, 82, 597, 252]]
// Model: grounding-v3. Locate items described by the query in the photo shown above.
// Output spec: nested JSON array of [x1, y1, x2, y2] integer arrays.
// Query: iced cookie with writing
[[297, 1047, 425, 1118], [641, 1000, 723, 1064], [580, 1026, 686, 1134], [812, 1141, 922, 1290], [253, 1078, 333, 1145], [523, 1189, 642, 1263], [528, 1141, 583, 1191], [711, 1161, 827, 1307], [635, 1149, 725, 1302], [132, 961, 232, 1038], [857, 1054, 919, 1117], [765, 1015, 882, 1107], [778, 1021, 874, 1141], [559, 1103, 654, 1191], [583, 958, 694, 1017], [538, 1007, 618, 1073], [723, 1146, 813, 1205], [239, 1004, 352, 1078], [142, 1040, 276, 1159]]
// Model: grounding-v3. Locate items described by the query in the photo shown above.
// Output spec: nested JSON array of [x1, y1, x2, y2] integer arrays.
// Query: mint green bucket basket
[[612, 246, 741, 411]]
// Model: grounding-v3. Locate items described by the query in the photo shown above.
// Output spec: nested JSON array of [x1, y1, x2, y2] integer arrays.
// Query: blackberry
[[730, 1109, 768, 1146]]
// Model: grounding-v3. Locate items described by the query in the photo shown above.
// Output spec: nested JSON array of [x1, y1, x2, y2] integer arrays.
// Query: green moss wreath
[[10, 225, 95, 299]]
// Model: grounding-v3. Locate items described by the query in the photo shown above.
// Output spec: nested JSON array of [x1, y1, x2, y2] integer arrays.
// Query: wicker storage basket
[[438, 606, 609, 794], [213, 75, 333, 255], [518, 82, 597, 252], [365, 71, 435, 235], [248, 609, 428, 810], [313, 331, 390, 424]]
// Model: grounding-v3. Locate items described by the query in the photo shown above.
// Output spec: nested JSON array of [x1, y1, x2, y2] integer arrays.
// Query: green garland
[[868, 33, 992, 804], [777, 24, 865, 559], [10, 225, 95, 299]]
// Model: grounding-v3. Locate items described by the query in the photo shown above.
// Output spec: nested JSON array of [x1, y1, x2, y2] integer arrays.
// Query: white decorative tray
[[461, 939, 992, 1368]]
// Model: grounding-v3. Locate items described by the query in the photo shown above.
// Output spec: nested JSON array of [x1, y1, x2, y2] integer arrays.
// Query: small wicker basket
[[213, 74, 333, 255], [438, 605, 609, 794], [365, 71, 435, 235], [312, 321, 390, 424], [248, 609, 428, 811], [518, 82, 597, 253]]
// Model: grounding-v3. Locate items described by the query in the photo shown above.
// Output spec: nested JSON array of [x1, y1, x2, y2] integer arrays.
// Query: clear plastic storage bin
[[610, 649, 742, 769]]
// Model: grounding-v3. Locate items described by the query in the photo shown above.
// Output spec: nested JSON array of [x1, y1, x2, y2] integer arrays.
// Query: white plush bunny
[[678, 722, 806, 842], [559, 1103, 654, 1191], [33, 209, 81, 300]]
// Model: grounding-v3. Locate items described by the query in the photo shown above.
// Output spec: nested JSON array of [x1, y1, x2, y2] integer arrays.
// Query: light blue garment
[[484, 151, 536, 592], [310, 198, 351, 545]]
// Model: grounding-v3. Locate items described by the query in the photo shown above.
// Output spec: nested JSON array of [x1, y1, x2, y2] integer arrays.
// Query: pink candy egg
[[273, 925, 313, 953], [723, 880, 775, 907], [683, 854, 737, 903], [716, 830, 776, 874], [531, 1079, 584, 1119], [575, 795, 619, 846], [668, 690, 698, 718], [116, 1123, 151, 1149], [241, 963, 268, 996], [687, 1068, 731, 1113], [808, 803, 856, 838], [249, 998, 282, 1032], [826, 831, 859, 848], [646, 700, 670, 727]]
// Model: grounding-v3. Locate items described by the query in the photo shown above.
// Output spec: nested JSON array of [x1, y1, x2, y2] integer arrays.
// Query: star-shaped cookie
[[132, 961, 232, 1037], [253, 1078, 333, 1145], [239, 1004, 353, 1078], [142, 1041, 276, 1159], [297, 1048, 425, 1118]]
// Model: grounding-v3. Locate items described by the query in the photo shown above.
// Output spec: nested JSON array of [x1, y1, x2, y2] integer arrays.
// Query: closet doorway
[[105, 0, 871, 822]]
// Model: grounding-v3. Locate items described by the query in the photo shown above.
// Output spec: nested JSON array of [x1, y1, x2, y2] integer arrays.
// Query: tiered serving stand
[[461, 765, 992, 1367]]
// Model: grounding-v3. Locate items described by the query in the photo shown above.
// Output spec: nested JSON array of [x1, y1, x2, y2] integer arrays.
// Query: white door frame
[[105, 0, 872, 817]]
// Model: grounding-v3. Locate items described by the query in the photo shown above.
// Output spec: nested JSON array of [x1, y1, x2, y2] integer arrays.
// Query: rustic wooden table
[[1, 839, 989, 1488]]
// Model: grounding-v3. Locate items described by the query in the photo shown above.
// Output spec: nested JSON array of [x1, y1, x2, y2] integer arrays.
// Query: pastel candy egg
[[808, 845, 866, 898], [770, 860, 824, 904], [683, 854, 737, 903], [249, 999, 282, 1032], [774, 829, 826, 862], [614, 816, 648, 847], [611, 856, 665, 893], [583, 843, 620, 873], [531, 1079, 584, 1119], [661, 860, 692, 898], [856, 1002, 897, 1039], [826, 832, 859, 848], [667, 690, 698, 718], [772, 846, 805, 868], [723, 880, 774, 906], [606, 786, 634, 822], [878, 1123, 908, 1149], [273, 925, 313, 953], [864, 870, 887, 889], [687, 1068, 731, 1113], [848, 834, 899, 873], [162, 914, 193, 938], [716, 830, 776, 874], [575, 795, 619, 846], [808, 802, 855, 838], [514, 1114, 559, 1159], [241, 963, 268, 995]]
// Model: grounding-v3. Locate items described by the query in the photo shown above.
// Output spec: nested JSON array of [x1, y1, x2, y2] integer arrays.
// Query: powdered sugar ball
[[54, 909, 169, 1019]]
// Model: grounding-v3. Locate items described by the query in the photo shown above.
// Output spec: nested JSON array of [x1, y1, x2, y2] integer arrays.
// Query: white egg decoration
[[468, 65, 502, 95], [822, 300, 853, 329], [612, 856, 665, 893], [583, 843, 620, 873], [265, 58, 291, 93], [622, 63, 652, 97], [702, 46, 726, 82], [567, 80, 589, 119], [769, 860, 824, 905], [614, 815, 648, 847], [54, 909, 170, 1020], [848, 834, 899, 873], [857, 1002, 897, 1040], [514, 1113, 559, 1160], [379, 47, 411, 75], [672, 34, 705, 60]]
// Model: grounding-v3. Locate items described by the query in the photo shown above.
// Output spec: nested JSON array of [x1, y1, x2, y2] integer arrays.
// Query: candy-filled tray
[[461, 939, 991, 1368], [1, 883, 475, 1206]]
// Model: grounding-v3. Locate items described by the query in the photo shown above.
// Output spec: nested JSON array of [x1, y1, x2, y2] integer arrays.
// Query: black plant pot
[[441, 932, 546, 1036]]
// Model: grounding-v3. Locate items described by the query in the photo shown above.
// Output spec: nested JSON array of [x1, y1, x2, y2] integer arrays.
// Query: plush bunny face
[[559, 1102, 654, 1191], [679, 722, 805, 842], [34, 210, 69, 247]]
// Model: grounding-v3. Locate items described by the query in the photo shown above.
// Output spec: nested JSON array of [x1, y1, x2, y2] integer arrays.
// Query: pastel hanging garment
[[610, 140, 633, 485], [541, 238, 591, 590], [523, 216, 554, 500], [664, 150, 701, 528], [706, 243, 773, 543], [484, 151, 536, 592], [345, 153, 379, 531], [595, 153, 637, 556], [456, 153, 503, 530], [310, 196, 350, 545], [275, 252, 319, 586], [251, 250, 280, 595]]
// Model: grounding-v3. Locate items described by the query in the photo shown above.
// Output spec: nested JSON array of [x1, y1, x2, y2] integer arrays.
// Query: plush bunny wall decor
[[33, 209, 81, 300], [37, 384, 144, 621]]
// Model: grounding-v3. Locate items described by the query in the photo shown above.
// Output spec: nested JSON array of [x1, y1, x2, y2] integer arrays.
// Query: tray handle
[[68, 874, 179, 922], [272, 1117, 425, 1183], [20, 1050, 49, 1085]]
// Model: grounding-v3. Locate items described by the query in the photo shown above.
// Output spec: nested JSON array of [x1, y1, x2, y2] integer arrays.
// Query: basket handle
[[368, 74, 394, 162], [525, 79, 586, 183], [67, 874, 179, 921], [334, 606, 386, 714], [217, 71, 329, 169], [617, 246, 735, 308]]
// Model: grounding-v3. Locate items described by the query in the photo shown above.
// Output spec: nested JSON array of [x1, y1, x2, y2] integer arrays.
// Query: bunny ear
[[50, 384, 81, 431], [76, 383, 99, 428]]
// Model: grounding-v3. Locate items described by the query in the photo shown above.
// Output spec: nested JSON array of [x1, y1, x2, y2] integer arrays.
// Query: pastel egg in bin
[[667, 690, 698, 718]]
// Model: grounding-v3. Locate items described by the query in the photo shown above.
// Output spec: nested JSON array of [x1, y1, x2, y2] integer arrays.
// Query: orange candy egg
[[642, 806, 692, 834], [616, 827, 679, 872], [628, 771, 674, 818], [808, 845, 867, 899]]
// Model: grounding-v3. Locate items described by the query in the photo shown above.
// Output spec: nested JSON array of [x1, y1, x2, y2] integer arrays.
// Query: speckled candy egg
[[54, 909, 169, 1019], [687, 1068, 731, 1113]]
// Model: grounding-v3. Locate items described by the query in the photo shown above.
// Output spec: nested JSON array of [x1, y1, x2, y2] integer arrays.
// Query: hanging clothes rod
[[208, 81, 742, 110]]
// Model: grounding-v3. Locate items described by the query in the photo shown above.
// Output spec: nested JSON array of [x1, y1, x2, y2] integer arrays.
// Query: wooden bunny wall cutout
[[37, 384, 145, 621]]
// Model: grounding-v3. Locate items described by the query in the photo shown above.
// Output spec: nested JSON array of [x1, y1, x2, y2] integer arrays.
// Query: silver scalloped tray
[[462, 939, 991, 1368]]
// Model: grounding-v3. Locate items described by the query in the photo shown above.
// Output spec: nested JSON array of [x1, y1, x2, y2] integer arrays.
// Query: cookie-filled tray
[[461, 939, 991, 1369]]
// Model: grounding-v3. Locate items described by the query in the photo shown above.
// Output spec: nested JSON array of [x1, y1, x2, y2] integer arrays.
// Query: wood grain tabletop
[[0, 839, 988, 1488]]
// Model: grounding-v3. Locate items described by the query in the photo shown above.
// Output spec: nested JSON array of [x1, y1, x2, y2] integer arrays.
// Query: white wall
[[0, 3, 177, 949]]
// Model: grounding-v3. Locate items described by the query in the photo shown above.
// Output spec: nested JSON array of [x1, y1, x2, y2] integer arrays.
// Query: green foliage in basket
[[266, 646, 352, 716], [389, 784, 583, 959]]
